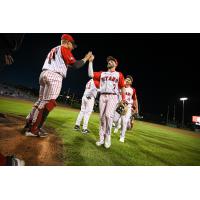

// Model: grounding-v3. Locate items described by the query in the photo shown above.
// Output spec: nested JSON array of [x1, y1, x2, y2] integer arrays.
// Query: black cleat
[[74, 125, 80, 131], [82, 129, 90, 134]]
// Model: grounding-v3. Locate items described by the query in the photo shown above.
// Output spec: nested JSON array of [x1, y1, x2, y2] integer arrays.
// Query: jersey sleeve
[[118, 72, 125, 89], [61, 46, 76, 65], [94, 80, 100, 89], [93, 71, 102, 81]]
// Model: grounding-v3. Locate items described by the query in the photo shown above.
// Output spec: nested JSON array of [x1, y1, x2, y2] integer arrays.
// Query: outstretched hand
[[89, 55, 95, 62], [84, 51, 93, 61]]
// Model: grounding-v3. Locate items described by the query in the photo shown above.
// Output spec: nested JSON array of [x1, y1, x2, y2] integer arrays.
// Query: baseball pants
[[26, 70, 62, 133], [99, 94, 118, 142], [120, 104, 132, 138], [75, 96, 95, 129]]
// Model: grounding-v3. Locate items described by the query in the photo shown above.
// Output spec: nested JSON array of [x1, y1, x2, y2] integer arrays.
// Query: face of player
[[125, 78, 132, 86], [67, 41, 74, 51], [107, 60, 117, 69]]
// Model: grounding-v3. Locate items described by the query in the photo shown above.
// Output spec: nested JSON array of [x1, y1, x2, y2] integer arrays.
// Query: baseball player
[[88, 55, 126, 149], [118, 75, 138, 142], [74, 78, 99, 134], [23, 34, 92, 137]]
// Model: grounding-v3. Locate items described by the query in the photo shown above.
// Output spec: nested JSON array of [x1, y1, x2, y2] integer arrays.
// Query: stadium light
[[180, 97, 188, 127], [180, 97, 188, 101]]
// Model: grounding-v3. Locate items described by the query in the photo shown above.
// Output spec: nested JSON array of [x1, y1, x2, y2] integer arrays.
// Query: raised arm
[[71, 51, 93, 69], [88, 55, 95, 77]]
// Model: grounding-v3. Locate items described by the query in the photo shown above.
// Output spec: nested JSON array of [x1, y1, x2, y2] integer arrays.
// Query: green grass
[[1, 97, 200, 166]]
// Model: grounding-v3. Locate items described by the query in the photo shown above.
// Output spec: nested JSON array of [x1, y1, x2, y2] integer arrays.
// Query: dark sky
[[0, 33, 199, 123]]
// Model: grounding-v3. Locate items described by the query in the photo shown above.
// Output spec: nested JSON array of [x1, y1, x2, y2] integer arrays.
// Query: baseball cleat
[[119, 137, 125, 143], [82, 129, 90, 134], [96, 140, 104, 146], [74, 125, 80, 131], [25, 131, 48, 138], [25, 131, 38, 137], [39, 128, 49, 136], [104, 135, 111, 149], [37, 131, 48, 138]]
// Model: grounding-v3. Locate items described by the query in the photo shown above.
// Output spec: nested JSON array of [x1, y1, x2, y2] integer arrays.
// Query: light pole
[[180, 97, 188, 128]]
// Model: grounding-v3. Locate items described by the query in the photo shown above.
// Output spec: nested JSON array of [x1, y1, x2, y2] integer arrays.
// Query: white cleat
[[104, 135, 111, 149], [25, 131, 48, 138], [119, 137, 125, 143], [25, 131, 38, 137], [96, 141, 104, 146]]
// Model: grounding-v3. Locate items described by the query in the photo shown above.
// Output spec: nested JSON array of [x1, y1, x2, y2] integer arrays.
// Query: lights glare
[[180, 97, 188, 101]]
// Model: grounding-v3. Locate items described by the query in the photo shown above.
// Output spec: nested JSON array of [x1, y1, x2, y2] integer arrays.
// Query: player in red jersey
[[23, 34, 92, 137], [88, 55, 126, 148]]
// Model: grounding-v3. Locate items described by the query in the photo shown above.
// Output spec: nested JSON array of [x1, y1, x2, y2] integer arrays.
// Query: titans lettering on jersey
[[100, 72, 120, 94], [42, 46, 76, 78], [93, 71, 125, 94]]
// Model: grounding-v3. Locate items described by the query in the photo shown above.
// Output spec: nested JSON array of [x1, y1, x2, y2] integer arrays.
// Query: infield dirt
[[0, 113, 63, 166]]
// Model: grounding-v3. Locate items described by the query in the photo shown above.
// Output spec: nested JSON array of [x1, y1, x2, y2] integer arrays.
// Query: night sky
[[0, 33, 199, 123]]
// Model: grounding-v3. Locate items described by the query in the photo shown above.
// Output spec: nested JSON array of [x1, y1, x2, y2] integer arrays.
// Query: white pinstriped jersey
[[42, 46, 70, 78], [118, 86, 136, 105], [83, 79, 98, 98], [99, 71, 120, 94], [125, 87, 135, 105]]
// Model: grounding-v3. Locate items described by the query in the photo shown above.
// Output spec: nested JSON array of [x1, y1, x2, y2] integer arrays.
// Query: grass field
[[0, 97, 200, 166]]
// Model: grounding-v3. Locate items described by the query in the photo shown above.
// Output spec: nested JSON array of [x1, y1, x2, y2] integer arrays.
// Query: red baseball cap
[[61, 34, 77, 48]]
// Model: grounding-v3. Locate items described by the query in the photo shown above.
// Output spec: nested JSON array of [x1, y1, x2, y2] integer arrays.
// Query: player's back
[[42, 46, 67, 78], [83, 79, 98, 98]]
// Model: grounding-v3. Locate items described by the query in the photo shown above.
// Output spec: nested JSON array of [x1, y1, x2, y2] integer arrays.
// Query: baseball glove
[[116, 101, 128, 116]]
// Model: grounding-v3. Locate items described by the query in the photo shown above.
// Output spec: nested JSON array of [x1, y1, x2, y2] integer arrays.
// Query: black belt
[[101, 93, 117, 95]]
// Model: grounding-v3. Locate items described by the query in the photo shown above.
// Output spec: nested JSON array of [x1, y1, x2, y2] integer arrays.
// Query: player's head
[[125, 75, 133, 86], [61, 34, 77, 50], [107, 56, 118, 70]]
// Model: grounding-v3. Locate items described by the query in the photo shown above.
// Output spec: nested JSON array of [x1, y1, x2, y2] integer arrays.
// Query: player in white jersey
[[23, 34, 92, 137], [118, 75, 138, 142], [88, 55, 126, 149], [74, 78, 99, 134]]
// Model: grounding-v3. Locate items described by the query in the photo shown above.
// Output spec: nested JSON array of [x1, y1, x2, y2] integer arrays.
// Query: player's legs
[[23, 72, 45, 132], [120, 106, 132, 142], [97, 95, 107, 145], [104, 95, 118, 148], [105, 95, 118, 136], [75, 96, 87, 128], [114, 116, 122, 134], [82, 97, 95, 130], [27, 71, 62, 136]]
